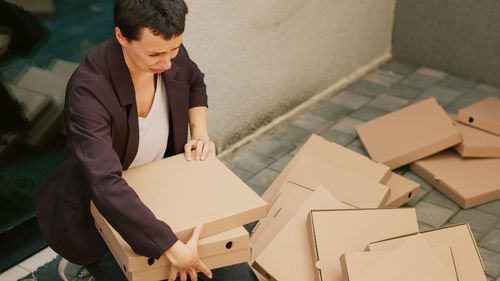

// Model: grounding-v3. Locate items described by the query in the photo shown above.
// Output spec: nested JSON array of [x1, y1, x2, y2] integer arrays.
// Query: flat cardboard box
[[261, 134, 391, 205], [355, 97, 462, 169], [383, 172, 420, 208], [368, 223, 487, 281], [450, 115, 500, 157], [50, 59, 79, 82], [345, 235, 457, 281], [119, 153, 267, 243], [16, 66, 67, 110], [253, 186, 352, 281], [457, 96, 500, 136], [308, 208, 419, 281], [6, 83, 51, 122], [410, 149, 500, 208], [340, 246, 457, 281], [91, 202, 249, 273], [5, 0, 56, 18]]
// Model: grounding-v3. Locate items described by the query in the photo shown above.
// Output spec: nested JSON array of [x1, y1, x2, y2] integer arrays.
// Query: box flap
[[450, 114, 500, 157], [308, 208, 418, 281], [457, 96, 500, 136], [355, 97, 462, 169]]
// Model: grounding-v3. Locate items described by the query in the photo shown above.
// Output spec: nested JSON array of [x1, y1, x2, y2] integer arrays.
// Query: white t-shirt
[[129, 75, 169, 169]]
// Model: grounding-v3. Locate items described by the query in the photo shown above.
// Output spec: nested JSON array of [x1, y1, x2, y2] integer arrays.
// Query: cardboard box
[[50, 59, 79, 82], [410, 149, 500, 208], [5, 0, 56, 18], [16, 66, 67, 110], [355, 97, 462, 169], [368, 223, 487, 281], [308, 208, 419, 281], [6, 83, 51, 122], [91, 202, 250, 273], [119, 153, 267, 243], [261, 134, 391, 205], [450, 115, 500, 157], [343, 235, 457, 281], [252, 186, 352, 281], [383, 172, 420, 208], [457, 96, 500, 136], [340, 246, 457, 281]]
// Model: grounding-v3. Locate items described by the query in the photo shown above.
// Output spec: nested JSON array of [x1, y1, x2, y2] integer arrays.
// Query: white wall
[[183, 0, 396, 151]]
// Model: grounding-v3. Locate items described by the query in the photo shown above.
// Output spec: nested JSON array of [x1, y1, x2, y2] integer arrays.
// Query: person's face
[[115, 27, 183, 74]]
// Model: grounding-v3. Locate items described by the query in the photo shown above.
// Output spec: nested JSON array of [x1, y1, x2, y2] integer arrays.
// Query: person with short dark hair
[[33, 1, 226, 280]]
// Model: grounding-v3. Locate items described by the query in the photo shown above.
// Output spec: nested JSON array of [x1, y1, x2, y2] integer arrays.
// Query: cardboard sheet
[[253, 186, 352, 281], [308, 208, 419, 281], [262, 134, 391, 205], [340, 246, 457, 281], [457, 96, 500, 136], [383, 172, 420, 208], [91, 202, 249, 272], [410, 149, 500, 208], [450, 115, 500, 157], [349, 235, 457, 281], [120, 153, 267, 243], [355, 97, 462, 169], [368, 223, 487, 281]]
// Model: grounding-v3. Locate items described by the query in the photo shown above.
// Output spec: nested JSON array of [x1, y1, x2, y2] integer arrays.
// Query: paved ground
[[221, 61, 500, 281]]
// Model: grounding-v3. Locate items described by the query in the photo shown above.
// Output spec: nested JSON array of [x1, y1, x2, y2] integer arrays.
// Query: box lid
[[368, 223, 487, 281], [262, 134, 391, 204], [355, 97, 462, 169], [309, 208, 418, 281], [450, 114, 500, 157], [351, 235, 456, 281], [383, 172, 420, 208], [410, 149, 500, 208], [253, 186, 352, 281], [457, 97, 500, 136]]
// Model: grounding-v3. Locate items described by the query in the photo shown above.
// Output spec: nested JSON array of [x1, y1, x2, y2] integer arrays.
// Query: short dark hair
[[114, 0, 188, 41]]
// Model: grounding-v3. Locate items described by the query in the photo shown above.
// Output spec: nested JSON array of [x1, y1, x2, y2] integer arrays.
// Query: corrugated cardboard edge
[[383, 173, 421, 208], [308, 210, 323, 281], [455, 142, 500, 158], [339, 254, 351, 281], [367, 223, 486, 272], [457, 97, 500, 136]]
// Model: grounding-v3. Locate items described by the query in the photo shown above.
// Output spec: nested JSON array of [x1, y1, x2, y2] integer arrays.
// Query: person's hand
[[163, 225, 212, 281], [184, 138, 215, 161]]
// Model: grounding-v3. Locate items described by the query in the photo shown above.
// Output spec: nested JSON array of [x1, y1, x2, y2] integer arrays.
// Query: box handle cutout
[[407, 192, 412, 198], [123, 265, 127, 272], [468, 117, 474, 123], [148, 258, 155, 266], [225, 241, 233, 249]]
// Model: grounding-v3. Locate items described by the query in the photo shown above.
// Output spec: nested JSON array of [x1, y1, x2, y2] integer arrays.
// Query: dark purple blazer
[[33, 35, 208, 265]]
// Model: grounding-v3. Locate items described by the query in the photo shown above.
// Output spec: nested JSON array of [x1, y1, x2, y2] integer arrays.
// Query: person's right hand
[[163, 225, 213, 281]]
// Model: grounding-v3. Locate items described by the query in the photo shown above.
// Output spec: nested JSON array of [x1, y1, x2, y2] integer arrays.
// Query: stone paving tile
[[268, 154, 293, 173], [345, 80, 388, 97], [290, 112, 335, 133], [450, 209, 499, 234], [245, 168, 279, 192], [413, 86, 464, 107], [444, 88, 493, 113], [422, 189, 460, 211], [345, 142, 369, 157], [479, 229, 500, 253], [415, 201, 456, 227], [318, 128, 356, 146], [365, 69, 404, 87], [403, 170, 434, 192], [251, 138, 295, 160], [476, 83, 500, 97], [437, 75, 477, 93], [270, 124, 311, 145], [400, 72, 441, 90], [348, 138, 363, 148], [478, 247, 500, 278], [404, 188, 430, 207], [329, 116, 364, 136], [229, 151, 275, 175], [380, 61, 417, 76], [225, 164, 254, 182], [416, 67, 448, 79], [477, 200, 500, 216], [393, 165, 410, 175], [349, 105, 389, 121], [418, 222, 434, 231], [329, 91, 372, 110], [310, 102, 353, 122], [368, 94, 409, 111], [384, 83, 424, 100]]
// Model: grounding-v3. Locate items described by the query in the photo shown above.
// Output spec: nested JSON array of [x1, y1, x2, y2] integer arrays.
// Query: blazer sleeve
[[66, 81, 178, 259], [181, 45, 208, 109]]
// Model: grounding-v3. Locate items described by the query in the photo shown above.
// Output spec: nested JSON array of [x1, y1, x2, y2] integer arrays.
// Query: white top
[[129, 75, 169, 169]]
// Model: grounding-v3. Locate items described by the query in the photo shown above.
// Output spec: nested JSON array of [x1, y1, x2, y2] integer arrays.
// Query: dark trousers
[[86, 249, 258, 281]]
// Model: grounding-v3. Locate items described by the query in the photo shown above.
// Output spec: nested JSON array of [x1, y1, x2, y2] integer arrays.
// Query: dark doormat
[[18, 255, 61, 281]]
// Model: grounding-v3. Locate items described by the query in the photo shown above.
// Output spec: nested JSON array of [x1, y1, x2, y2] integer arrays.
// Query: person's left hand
[[184, 138, 215, 161]]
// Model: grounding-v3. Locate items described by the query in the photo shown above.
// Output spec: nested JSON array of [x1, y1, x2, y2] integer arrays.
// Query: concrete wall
[[183, 0, 396, 151], [392, 0, 500, 88]]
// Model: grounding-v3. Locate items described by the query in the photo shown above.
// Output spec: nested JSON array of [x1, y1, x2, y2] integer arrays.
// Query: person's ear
[[115, 27, 128, 47]]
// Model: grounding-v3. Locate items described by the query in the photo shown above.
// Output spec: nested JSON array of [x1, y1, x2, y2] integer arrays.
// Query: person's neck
[[121, 47, 151, 82]]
